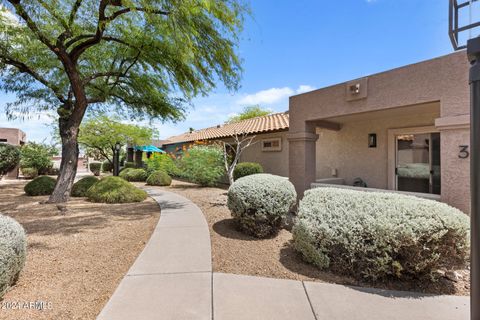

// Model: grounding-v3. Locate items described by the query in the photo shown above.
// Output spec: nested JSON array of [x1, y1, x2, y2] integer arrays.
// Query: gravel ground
[[0, 180, 160, 320], [160, 179, 470, 296]]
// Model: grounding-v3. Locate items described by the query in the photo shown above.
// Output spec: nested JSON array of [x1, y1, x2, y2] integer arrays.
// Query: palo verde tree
[[0, 0, 247, 203], [226, 105, 271, 124], [79, 115, 153, 164]]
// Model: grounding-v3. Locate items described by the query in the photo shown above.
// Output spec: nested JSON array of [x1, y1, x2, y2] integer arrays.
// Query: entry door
[[395, 132, 440, 195]]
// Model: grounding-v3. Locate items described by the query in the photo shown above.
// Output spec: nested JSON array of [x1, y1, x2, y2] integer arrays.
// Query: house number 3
[[459, 145, 470, 159]]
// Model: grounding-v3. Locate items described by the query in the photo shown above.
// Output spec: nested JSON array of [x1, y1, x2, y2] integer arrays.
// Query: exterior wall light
[[368, 133, 377, 148]]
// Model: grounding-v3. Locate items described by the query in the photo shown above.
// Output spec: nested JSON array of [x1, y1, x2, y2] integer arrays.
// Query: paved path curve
[[98, 188, 469, 320]]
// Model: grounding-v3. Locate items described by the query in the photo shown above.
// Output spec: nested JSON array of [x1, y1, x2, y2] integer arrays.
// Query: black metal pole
[[468, 36, 480, 320], [113, 149, 119, 176]]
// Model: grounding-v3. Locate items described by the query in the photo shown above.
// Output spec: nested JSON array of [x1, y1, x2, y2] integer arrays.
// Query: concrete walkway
[[97, 189, 470, 320]]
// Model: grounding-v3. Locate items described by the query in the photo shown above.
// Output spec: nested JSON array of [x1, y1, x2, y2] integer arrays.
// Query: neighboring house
[[0, 128, 26, 178], [161, 112, 290, 177], [288, 51, 471, 214]]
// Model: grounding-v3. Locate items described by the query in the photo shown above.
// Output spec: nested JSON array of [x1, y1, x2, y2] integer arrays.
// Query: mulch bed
[[160, 179, 470, 296], [0, 180, 160, 320]]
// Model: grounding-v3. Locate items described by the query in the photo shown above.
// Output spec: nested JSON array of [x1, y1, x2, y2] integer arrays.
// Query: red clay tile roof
[[163, 112, 289, 145]]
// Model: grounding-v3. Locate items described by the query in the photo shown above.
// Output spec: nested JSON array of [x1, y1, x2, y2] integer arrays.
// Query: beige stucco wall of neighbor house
[[238, 131, 289, 177], [316, 110, 439, 189], [0, 128, 26, 178], [289, 51, 471, 214]]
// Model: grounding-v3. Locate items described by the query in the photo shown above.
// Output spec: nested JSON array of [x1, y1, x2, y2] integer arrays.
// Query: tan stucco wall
[[316, 112, 438, 189], [289, 52, 471, 213], [0, 128, 26, 179], [238, 131, 289, 177]]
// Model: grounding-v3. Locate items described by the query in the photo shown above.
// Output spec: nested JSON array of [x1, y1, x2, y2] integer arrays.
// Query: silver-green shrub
[[293, 188, 470, 281], [227, 174, 297, 238], [0, 214, 27, 298]]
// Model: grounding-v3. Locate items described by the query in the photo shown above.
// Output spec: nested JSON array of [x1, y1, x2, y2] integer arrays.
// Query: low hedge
[[119, 168, 148, 182], [146, 170, 172, 186], [233, 162, 263, 181], [71, 176, 99, 197], [21, 167, 38, 179], [102, 161, 113, 173], [89, 162, 102, 176], [24, 176, 56, 196], [124, 162, 135, 169], [86, 176, 147, 203], [227, 174, 297, 238], [292, 188, 470, 281], [0, 214, 27, 298]]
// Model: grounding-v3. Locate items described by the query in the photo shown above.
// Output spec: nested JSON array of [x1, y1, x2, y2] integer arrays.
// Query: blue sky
[[0, 0, 459, 142]]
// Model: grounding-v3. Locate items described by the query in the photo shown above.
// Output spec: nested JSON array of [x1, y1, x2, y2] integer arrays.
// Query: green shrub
[[227, 174, 297, 238], [89, 162, 102, 176], [233, 162, 263, 181], [0, 214, 27, 298], [21, 167, 38, 179], [24, 176, 56, 196], [293, 188, 470, 281], [71, 176, 99, 197], [145, 154, 179, 177], [120, 168, 148, 182], [102, 161, 113, 173], [86, 176, 147, 203], [146, 170, 172, 186], [124, 161, 135, 169], [179, 145, 224, 186], [46, 167, 60, 176], [0, 143, 20, 177], [19, 142, 56, 174]]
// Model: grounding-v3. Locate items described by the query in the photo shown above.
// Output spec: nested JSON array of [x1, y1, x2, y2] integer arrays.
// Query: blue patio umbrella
[[134, 145, 165, 153]]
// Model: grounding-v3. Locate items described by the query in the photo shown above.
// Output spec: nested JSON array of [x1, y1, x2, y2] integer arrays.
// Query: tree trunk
[[47, 117, 80, 203]]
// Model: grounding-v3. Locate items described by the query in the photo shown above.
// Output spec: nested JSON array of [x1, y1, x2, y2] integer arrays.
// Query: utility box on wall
[[346, 77, 368, 101]]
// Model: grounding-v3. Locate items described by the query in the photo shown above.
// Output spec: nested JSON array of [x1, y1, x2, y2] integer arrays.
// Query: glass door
[[395, 132, 440, 195]]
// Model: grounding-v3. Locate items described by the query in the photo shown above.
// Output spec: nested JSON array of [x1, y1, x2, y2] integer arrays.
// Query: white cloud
[[296, 85, 315, 94], [237, 87, 294, 105]]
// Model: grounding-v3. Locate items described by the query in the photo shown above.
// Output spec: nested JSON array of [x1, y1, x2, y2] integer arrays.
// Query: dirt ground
[[161, 179, 470, 296], [0, 180, 160, 320]]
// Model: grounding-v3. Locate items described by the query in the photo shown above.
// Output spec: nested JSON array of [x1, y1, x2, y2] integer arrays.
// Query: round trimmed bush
[[227, 174, 297, 238], [21, 167, 38, 179], [71, 176, 99, 197], [0, 214, 27, 298], [146, 170, 172, 186], [89, 162, 102, 176], [0, 143, 20, 177], [233, 162, 263, 181], [120, 168, 148, 182], [86, 176, 147, 203], [24, 176, 56, 196], [124, 162, 135, 169], [293, 188, 470, 281], [102, 161, 113, 173]]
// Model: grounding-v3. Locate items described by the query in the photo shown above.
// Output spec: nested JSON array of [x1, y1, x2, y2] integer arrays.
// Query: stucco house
[[0, 127, 26, 178], [160, 112, 290, 177], [289, 51, 471, 214]]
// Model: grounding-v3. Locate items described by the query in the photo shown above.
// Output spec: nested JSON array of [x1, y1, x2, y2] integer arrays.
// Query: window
[[262, 138, 281, 152], [0, 138, 7, 143]]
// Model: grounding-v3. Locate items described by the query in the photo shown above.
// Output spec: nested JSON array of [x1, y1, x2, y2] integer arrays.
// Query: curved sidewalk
[[98, 188, 469, 320]]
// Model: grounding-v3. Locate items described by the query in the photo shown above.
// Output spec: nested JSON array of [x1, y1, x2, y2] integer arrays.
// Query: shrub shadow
[[212, 218, 278, 241]]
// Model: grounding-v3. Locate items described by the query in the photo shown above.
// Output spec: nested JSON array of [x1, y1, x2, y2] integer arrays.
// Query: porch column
[[127, 147, 134, 162], [134, 150, 143, 168], [287, 130, 319, 197]]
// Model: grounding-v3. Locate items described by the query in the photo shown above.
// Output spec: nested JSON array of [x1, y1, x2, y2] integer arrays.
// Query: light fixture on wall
[[368, 133, 377, 148]]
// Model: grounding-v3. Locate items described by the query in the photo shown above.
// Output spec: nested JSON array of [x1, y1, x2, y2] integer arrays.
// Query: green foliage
[[226, 105, 272, 123], [233, 162, 263, 181], [21, 167, 38, 179], [120, 168, 148, 182], [146, 170, 172, 186], [79, 115, 154, 164], [293, 188, 470, 281], [227, 174, 297, 238], [19, 142, 56, 174], [1, 1, 247, 128], [0, 143, 20, 176], [71, 176, 99, 197], [102, 161, 113, 173], [124, 162, 136, 169], [86, 176, 147, 204], [89, 162, 102, 176], [179, 145, 225, 186], [145, 155, 178, 177], [0, 214, 27, 298], [24, 176, 56, 196]]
